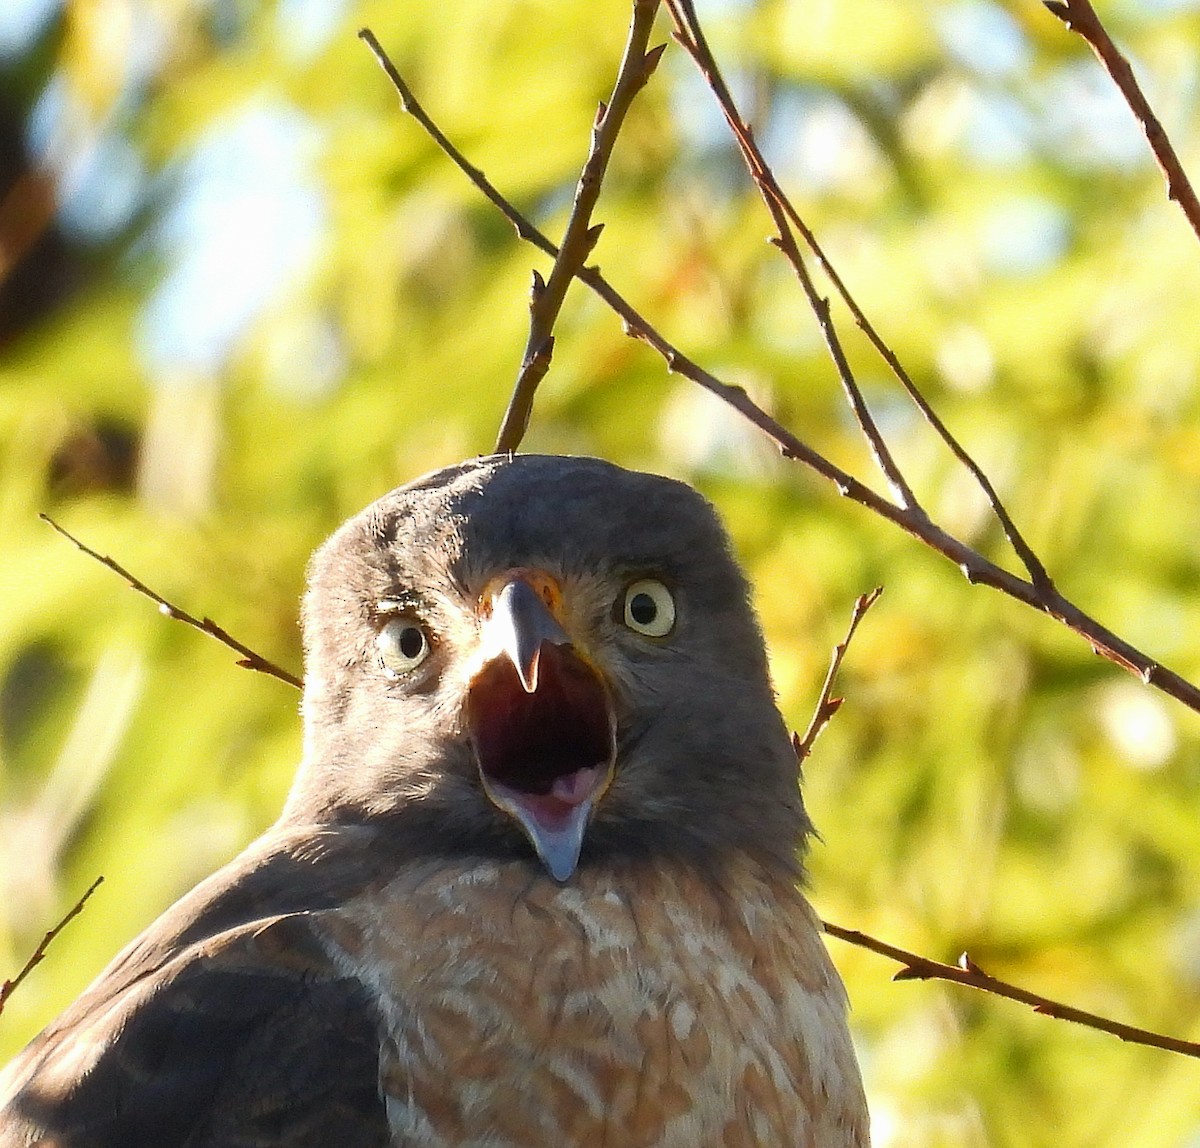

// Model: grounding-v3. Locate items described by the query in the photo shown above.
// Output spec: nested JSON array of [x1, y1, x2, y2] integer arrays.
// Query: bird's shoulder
[[0, 823, 398, 1148]]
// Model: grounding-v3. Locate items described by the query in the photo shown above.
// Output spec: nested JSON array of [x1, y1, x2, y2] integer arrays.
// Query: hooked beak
[[465, 573, 616, 881]]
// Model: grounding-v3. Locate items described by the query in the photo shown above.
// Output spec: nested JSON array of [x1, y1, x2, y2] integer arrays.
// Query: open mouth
[[465, 579, 615, 880]]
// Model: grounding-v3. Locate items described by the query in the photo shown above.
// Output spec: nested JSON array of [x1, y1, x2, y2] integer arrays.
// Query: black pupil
[[398, 626, 425, 659], [629, 592, 657, 625]]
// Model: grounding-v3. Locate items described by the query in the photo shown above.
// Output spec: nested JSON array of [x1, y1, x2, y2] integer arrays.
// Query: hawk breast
[[320, 858, 869, 1148]]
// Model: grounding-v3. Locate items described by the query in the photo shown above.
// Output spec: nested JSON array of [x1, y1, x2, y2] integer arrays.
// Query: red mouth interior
[[466, 642, 613, 798]]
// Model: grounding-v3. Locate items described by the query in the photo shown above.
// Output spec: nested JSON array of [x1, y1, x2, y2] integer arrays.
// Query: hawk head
[[287, 455, 809, 880]]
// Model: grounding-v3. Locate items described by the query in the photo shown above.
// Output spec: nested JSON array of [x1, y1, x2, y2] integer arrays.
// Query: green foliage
[[3, 0, 1200, 1143]]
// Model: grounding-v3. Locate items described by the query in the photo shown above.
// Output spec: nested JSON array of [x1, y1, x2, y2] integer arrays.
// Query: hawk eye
[[621, 579, 675, 638], [376, 617, 431, 676]]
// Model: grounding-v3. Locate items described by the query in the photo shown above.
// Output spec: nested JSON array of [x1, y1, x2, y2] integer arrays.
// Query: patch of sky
[[276, 0, 349, 61], [692, 0, 758, 13], [1115, 0, 1200, 17], [669, 63, 751, 155], [0, 0, 60, 59], [936, 1, 1031, 80], [1037, 61, 1148, 170], [979, 196, 1071, 276], [57, 130, 144, 242], [667, 63, 756, 200], [27, 75, 145, 243], [138, 99, 325, 378], [759, 87, 880, 195], [855, 384, 918, 441], [26, 72, 72, 165], [961, 89, 1034, 167]]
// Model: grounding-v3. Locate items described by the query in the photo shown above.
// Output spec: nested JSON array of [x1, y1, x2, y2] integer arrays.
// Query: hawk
[[0, 454, 870, 1146]]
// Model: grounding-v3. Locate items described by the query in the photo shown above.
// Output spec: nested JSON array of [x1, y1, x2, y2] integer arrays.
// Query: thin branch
[[792, 193, 1056, 595], [666, 4, 921, 517], [790, 585, 1194, 1060], [40, 515, 303, 690], [795, 591, 1196, 1061], [661, 3, 1200, 705], [780, 180, 1056, 592], [1046, 0, 1200, 246], [358, 28, 549, 252], [356, 37, 1200, 715], [822, 919, 1200, 1060], [497, 0, 664, 452], [666, 0, 1055, 595], [0, 876, 103, 1016], [793, 587, 883, 765], [364, 6, 665, 455]]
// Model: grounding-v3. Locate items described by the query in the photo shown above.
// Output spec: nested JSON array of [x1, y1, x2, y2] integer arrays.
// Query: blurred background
[[3, 0, 1200, 1143]]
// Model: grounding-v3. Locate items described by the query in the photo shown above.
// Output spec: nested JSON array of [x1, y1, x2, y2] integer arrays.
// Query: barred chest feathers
[[319, 859, 870, 1148]]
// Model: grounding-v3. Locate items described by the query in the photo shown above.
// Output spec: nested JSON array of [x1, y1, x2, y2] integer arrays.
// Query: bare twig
[[823, 920, 1200, 1060], [661, 2, 1200, 705], [791, 589, 1194, 1061], [793, 587, 883, 765], [787, 585, 1193, 1060], [794, 194, 1056, 594], [0, 876, 103, 1016], [666, 0, 1055, 595], [356, 37, 1200, 718], [497, 0, 664, 452], [1046, 0, 1200, 246], [366, 3, 666, 455], [666, 5, 921, 517], [40, 515, 303, 689], [358, 28, 548, 252]]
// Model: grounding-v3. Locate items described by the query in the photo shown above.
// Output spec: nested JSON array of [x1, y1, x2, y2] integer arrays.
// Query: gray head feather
[[286, 454, 809, 877]]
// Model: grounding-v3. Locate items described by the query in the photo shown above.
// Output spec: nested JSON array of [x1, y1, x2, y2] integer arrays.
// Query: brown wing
[[0, 830, 393, 1148]]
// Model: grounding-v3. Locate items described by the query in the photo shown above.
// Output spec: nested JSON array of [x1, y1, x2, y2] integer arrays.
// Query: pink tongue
[[512, 766, 601, 830], [550, 766, 599, 805]]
